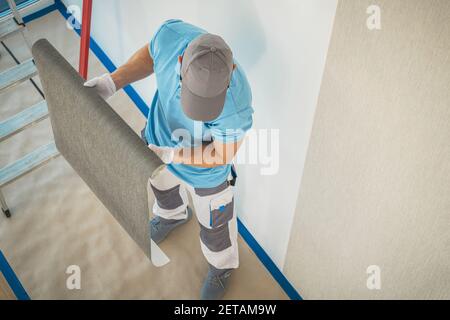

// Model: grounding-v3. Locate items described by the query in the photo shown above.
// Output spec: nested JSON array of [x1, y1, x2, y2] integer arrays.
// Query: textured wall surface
[[284, 0, 450, 299], [32, 39, 163, 261]]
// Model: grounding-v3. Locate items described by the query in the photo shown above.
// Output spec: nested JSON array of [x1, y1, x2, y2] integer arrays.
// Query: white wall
[[61, 0, 337, 269]]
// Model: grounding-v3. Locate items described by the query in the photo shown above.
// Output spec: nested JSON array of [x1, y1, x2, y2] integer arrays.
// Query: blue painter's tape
[[0, 250, 30, 300], [237, 219, 303, 300], [23, 3, 57, 23]]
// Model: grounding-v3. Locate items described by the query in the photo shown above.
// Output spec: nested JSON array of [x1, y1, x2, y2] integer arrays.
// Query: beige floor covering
[[0, 272, 15, 300], [0, 11, 287, 299]]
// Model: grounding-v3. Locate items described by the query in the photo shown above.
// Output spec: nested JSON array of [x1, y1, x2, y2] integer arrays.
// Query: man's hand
[[84, 73, 117, 100], [148, 144, 175, 164]]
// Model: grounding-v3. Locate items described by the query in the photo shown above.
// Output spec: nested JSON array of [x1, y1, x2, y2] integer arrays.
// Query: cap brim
[[180, 84, 226, 122]]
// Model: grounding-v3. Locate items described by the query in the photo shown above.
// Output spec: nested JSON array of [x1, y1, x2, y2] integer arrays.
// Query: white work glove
[[148, 144, 175, 164], [84, 73, 117, 100]]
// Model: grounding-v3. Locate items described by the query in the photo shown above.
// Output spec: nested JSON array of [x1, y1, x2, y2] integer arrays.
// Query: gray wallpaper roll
[[32, 39, 164, 261]]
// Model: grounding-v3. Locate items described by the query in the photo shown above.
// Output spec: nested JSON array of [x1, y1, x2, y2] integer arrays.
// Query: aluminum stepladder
[[0, 0, 60, 218]]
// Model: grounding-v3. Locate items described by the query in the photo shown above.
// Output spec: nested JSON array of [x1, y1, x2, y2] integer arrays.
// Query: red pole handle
[[79, 0, 93, 80]]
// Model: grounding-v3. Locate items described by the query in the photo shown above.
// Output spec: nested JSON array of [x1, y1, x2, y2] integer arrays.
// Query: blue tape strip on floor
[[0, 250, 30, 300], [23, 3, 57, 23], [237, 220, 302, 300], [23, 0, 302, 300]]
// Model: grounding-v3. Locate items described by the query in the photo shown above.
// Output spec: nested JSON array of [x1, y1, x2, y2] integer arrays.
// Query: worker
[[85, 19, 254, 300]]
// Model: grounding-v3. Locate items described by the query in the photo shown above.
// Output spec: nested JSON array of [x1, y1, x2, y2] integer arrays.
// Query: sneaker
[[150, 207, 192, 244], [200, 266, 233, 300]]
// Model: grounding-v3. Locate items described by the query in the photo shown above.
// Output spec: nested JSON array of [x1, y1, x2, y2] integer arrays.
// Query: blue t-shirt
[[145, 19, 254, 188]]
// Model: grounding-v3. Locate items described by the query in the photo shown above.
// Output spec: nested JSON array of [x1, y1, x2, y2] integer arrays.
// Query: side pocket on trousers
[[209, 188, 234, 228]]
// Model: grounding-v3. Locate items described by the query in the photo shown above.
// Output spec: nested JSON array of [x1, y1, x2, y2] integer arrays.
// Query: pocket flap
[[210, 189, 233, 211]]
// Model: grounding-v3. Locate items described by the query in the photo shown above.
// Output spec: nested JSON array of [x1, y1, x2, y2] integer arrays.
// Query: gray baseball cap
[[181, 33, 233, 122]]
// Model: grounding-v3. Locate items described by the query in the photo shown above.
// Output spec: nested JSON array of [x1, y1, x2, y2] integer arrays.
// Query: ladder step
[[0, 100, 48, 142], [0, 18, 24, 41], [0, 59, 37, 93], [0, 142, 60, 187]]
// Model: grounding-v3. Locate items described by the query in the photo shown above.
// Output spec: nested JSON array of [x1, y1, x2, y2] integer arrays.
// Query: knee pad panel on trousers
[[151, 184, 184, 210], [200, 222, 232, 252]]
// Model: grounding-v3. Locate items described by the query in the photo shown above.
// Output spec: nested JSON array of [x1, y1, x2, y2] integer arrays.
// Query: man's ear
[[178, 56, 183, 64], [233, 64, 236, 70]]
